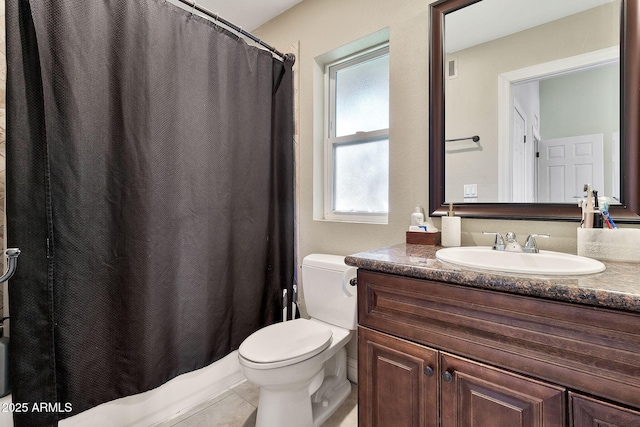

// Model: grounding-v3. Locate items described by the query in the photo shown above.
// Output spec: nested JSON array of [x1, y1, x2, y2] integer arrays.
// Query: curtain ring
[[190, 0, 197, 15]]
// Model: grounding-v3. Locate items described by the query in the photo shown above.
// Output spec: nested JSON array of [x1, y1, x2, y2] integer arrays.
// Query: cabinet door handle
[[423, 366, 434, 377], [442, 370, 454, 383]]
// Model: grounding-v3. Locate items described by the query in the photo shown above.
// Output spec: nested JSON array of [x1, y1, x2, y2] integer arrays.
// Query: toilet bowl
[[238, 254, 357, 427]]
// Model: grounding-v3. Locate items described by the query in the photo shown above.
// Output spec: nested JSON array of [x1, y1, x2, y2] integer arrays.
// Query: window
[[325, 45, 389, 223]]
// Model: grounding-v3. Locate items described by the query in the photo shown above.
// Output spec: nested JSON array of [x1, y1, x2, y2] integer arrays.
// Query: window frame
[[323, 44, 390, 223]]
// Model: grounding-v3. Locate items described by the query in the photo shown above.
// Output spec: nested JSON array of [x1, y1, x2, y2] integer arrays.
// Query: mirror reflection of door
[[537, 134, 604, 203], [511, 101, 527, 202], [498, 55, 619, 204], [508, 60, 615, 204]]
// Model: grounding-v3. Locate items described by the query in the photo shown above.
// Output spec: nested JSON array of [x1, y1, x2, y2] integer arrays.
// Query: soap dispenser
[[441, 203, 461, 247], [410, 206, 425, 226]]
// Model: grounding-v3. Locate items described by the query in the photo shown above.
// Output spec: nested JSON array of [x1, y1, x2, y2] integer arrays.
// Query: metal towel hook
[[0, 249, 20, 284]]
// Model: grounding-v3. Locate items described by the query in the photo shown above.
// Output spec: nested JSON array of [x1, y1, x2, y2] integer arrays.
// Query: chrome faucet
[[482, 231, 522, 252], [504, 231, 523, 252], [483, 231, 521, 252], [482, 231, 505, 251], [522, 234, 550, 253], [484, 231, 550, 253]]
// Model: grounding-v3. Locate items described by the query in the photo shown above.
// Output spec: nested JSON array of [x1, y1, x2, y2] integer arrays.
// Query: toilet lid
[[239, 318, 332, 365]]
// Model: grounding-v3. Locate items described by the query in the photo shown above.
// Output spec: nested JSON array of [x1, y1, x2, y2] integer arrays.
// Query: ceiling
[[445, 0, 615, 53], [173, 0, 304, 31]]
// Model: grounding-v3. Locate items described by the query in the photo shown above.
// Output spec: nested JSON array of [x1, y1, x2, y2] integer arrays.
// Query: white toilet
[[238, 254, 357, 427]]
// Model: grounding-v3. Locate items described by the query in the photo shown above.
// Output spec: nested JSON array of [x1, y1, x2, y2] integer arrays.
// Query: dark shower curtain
[[6, 0, 295, 426]]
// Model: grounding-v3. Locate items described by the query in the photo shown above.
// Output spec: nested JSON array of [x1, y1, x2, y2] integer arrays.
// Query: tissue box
[[406, 231, 441, 245], [577, 228, 640, 262]]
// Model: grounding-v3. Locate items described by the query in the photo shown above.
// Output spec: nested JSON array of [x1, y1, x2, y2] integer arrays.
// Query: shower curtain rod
[[176, 0, 286, 60]]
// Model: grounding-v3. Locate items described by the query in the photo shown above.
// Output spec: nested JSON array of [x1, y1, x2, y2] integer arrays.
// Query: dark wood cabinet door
[[571, 392, 640, 427], [358, 326, 438, 427], [440, 352, 565, 427]]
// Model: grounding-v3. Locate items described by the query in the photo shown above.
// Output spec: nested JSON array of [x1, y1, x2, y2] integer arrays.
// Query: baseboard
[[58, 351, 243, 427], [347, 356, 358, 384]]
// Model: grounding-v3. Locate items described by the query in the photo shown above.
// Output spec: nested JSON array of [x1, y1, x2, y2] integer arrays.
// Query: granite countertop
[[345, 244, 640, 314]]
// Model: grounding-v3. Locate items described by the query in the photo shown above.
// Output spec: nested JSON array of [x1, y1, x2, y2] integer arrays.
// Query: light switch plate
[[464, 184, 477, 198]]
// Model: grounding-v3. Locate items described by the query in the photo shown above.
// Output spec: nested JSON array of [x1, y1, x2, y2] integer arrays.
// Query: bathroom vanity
[[346, 244, 640, 427]]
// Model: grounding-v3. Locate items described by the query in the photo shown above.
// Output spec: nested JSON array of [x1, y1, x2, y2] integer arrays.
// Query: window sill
[[317, 213, 388, 225]]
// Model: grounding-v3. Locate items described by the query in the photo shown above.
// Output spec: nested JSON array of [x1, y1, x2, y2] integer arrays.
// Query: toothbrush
[[602, 210, 618, 229], [604, 216, 613, 229]]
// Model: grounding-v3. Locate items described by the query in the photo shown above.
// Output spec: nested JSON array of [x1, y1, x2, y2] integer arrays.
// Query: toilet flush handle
[[342, 267, 358, 297]]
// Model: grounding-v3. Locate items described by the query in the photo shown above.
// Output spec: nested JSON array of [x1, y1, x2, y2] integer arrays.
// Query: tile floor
[[157, 380, 358, 427]]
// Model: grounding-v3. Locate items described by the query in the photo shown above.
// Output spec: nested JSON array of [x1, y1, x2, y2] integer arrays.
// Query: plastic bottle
[[410, 206, 425, 226]]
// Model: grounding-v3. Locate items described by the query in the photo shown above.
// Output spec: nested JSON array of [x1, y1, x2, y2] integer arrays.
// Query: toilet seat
[[239, 318, 332, 369]]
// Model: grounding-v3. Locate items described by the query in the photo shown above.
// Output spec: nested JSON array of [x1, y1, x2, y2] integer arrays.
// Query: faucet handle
[[523, 233, 550, 253], [482, 231, 505, 251]]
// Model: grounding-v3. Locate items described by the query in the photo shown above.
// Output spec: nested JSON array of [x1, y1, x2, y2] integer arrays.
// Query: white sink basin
[[435, 246, 605, 276]]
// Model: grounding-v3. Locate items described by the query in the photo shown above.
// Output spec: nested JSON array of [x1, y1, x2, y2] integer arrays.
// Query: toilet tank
[[301, 254, 357, 330]]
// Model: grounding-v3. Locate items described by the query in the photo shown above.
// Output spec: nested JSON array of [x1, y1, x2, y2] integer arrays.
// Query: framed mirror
[[429, 0, 640, 221]]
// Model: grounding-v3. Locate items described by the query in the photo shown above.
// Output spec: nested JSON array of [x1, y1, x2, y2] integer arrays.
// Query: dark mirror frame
[[429, 0, 640, 222]]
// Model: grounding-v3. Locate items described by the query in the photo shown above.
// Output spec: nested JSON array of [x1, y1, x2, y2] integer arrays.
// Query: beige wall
[[254, 0, 433, 262], [253, 0, 640, 267]]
